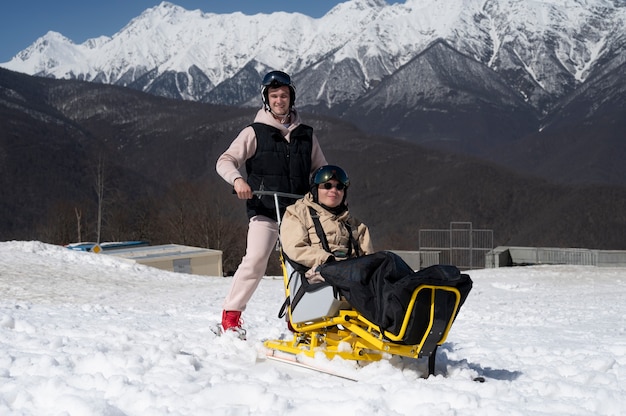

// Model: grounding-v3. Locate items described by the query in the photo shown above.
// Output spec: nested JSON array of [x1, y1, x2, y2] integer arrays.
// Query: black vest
[[245, 122, 313, 220]]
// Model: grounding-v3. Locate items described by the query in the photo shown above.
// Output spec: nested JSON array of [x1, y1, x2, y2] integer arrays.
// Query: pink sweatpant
[[222, 215, 279, 311]]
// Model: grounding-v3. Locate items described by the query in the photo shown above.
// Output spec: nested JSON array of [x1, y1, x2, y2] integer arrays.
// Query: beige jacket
[[216, 108, 327, 185], [280, 193, 374, 278]]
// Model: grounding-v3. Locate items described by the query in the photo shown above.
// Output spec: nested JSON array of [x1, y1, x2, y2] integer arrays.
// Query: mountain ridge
[[2, 1, 626, 253], [3, 0, 624, 114], [3, 1, 624, 184]]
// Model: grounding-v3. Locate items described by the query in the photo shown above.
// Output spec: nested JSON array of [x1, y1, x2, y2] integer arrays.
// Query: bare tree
[[154, 179, 251, 274], [94, 156, 105, 244], [38, 200, 77, 245], [74, 207, 82, 243]]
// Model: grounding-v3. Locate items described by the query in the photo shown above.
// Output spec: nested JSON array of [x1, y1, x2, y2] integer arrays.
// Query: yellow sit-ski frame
[[264, 252, 463, 374], [257, 191, 464, 376]]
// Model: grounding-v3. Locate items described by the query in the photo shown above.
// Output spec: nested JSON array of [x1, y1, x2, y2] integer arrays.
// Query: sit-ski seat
[[284, 260, 350, 324]]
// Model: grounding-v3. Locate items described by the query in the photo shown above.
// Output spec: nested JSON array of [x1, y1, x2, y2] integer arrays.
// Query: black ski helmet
[[261, 71, 296, 111], [311, 165, 350, 189]]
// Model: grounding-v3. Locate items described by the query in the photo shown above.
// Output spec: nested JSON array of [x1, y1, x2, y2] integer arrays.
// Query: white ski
[[265, 350, 359, 382]]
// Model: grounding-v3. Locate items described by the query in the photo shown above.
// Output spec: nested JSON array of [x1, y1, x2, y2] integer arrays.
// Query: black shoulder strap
[[309, 207, 332, 253], [344, 222, 361, 258], [308, 206, 362, 258]]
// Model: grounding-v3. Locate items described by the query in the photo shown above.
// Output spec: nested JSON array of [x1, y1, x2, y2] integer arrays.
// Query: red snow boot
[[221, 310, 246, 339]]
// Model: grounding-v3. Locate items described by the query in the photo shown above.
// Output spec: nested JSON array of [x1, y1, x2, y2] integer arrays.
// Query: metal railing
[[418, 222, 493, 270], [486, 246, 626, 267]]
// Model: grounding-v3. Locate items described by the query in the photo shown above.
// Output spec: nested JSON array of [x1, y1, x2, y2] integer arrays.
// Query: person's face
[[317, 179, 345, 208], [267, 85, 291, 116]]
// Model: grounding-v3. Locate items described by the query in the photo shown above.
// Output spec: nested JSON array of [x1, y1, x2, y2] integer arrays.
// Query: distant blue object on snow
[[65, 241, 150, 252]]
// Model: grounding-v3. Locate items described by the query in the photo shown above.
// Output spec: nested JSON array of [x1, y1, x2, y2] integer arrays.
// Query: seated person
[[281, 165, 472, 339], [280, 165, 374, 282]]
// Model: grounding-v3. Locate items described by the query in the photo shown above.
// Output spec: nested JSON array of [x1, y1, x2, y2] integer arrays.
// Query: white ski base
[[265, 350, 358, 382]]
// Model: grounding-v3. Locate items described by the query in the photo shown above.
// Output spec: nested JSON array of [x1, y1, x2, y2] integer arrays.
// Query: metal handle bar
[[252, 191, 303, 200], [252, 191, 303, 227]]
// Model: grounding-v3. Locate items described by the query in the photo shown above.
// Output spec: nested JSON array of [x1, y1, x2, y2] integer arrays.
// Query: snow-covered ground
[[1, 240, 624, 415]]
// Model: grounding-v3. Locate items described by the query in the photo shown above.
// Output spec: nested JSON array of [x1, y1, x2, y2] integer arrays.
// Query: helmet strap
[[268, 108, 292, 124]]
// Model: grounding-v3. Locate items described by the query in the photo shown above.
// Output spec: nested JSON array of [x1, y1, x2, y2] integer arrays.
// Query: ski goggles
[[313, 165, 350, 188], [262, 71, 292, 88]]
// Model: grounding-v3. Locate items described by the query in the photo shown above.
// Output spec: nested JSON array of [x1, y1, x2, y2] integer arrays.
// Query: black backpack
[[319, 251, 472, 344]]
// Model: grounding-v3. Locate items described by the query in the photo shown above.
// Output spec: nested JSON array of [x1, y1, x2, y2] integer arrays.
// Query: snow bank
[[0, 241, 624, 415]]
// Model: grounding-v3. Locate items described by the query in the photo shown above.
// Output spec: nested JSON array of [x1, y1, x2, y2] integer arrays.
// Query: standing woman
[[216, 71, 327, 337]]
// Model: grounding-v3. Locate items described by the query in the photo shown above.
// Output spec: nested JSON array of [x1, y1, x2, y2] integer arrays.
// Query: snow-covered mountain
[[2, 0, 624, 116]]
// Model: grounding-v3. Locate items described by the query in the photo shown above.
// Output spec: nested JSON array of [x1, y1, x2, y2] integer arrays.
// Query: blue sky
[[0, 1, 359, 62]]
